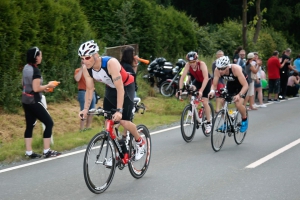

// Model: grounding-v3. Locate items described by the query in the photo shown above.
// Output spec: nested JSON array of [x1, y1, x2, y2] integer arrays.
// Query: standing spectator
[[120, 46, 138, 97], [74, 63, 96, 132], [279, 48, 297, 100], [254, 58, 267, 107], [286, 72, 300, 97], [244, 53, 259, 110], [294, 54, 300, 72], [211, 50, 225, 113], [233, 46, 243, 64], [267, 51, 287, 103], [22, 47, 61, 158], [236, 49, 246, 70]]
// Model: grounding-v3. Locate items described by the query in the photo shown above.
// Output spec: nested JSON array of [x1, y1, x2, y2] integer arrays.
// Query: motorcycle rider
[[179, 51, 212, 134]]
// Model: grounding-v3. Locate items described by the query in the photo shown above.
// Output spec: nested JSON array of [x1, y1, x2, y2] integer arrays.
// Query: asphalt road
[[1, 98, 300, 200]]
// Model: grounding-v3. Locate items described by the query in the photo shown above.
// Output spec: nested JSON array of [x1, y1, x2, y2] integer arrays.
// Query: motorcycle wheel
[[159, 81, 175, 97]]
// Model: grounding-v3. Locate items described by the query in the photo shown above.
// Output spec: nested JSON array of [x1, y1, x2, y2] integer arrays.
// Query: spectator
[[22, 47, 61, 158], [120, 46, 138, 97], [294, 54, 300, 72], [254, 58, 267, 107], [233, 46, 243, 64], [279, 48, 297, 100], [244, 53, 259, 110], [211, 50, 225, 112], [286, 72, 300, 97], [267, 51, 287, 103], [236, 49, 246, 70], [74, 63, 96, 132]]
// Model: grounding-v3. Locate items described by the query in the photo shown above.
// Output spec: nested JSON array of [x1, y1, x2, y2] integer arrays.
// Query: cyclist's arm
[[232, 65, 248, 95], [199, 61, 209, 93], [107, 58, 125, 110], [210, 68, 220, 91], [179, 63, 189, 90], [82, 64, 95, 111]]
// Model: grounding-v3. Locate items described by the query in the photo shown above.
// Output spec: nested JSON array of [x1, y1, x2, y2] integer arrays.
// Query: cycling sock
[[26, 151, 33, 155], [207, 122, 211, 124], [135, 137, 142, 142], [242, 117, 247, 121], [43, 148, 50, 154]]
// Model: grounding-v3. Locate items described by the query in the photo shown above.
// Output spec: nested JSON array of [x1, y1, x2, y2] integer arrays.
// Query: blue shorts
[[254, 79, 261, 88], [77, 90, 96, 111]]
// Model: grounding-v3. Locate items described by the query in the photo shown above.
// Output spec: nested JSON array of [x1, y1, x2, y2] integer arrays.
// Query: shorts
[[191, 79, 211, 98], [103, 83, 135, 121], [268, 79, 280, 94], [246, 81, 255, 96], [254, 79, 261, 88], [226, 81, 247, 98], [77, 90, 96, 111]]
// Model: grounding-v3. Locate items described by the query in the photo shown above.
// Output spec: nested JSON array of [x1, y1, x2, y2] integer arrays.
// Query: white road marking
[[245, 138, 300, 168], [0, 126, 181, 174]]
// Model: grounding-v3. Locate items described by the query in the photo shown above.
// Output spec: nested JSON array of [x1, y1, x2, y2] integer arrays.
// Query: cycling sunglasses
[[81, 56, 92, 61], [217, 67, 227, 71]]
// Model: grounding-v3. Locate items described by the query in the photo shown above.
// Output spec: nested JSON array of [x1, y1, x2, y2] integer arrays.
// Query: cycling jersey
[[188, 60, 210, 82], [87, 56, 134, 88]]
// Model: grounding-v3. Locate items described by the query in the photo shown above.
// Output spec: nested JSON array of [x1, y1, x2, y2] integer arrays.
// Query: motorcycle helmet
[[78, 40, 99, 56], [176, 58, 186, 69], [186, 51, 198, 61], [216, 56, 230, 68]]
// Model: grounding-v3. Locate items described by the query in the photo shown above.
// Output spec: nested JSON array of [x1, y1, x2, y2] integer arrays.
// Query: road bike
[[211, 88, 248, 152], [180, 89, 214, 142], [83, 98, 151, 194]]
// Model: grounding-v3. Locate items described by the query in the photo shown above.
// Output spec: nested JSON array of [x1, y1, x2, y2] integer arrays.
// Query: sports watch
[[116, 108, 123, 113], [239, 93, 245, 98]]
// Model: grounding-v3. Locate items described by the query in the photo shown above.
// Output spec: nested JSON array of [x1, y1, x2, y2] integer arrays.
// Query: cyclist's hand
[[79, 109, 88, 120], [198, 91, 203, 99], [233, 94, 240, 102], [208, 90, 215, 98], [113, 112, 122, 121]]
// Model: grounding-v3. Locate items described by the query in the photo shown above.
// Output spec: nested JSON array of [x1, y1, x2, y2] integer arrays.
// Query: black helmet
[[186, 51, 198, 61]]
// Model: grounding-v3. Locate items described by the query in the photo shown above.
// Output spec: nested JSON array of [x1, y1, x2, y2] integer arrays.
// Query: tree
[[242, 0, 248, 50]]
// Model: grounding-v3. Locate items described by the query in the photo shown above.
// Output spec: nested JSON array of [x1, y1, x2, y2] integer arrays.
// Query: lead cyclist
[[208, 56, 249, 133]]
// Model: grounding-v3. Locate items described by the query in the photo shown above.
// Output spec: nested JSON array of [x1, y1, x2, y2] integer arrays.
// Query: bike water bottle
[[198, 108, 203, 118]]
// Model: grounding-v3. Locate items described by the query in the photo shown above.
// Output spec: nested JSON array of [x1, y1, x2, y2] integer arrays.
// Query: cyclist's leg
[[202, 79, 212, 123]]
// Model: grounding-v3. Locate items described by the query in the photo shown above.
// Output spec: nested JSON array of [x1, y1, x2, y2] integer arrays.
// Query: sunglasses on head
[[33, 47, 40, 58], [81, 56, 92, 61], [217, 67, 227, 71]]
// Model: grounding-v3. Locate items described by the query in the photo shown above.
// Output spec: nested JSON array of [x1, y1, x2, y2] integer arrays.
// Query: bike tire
[[159, 81, 175, 97], [234, 107, 248, 145], [211, 110, 226, 152], [201, 102, 214, 137], [83, 131, 116, 194], [128, 124, 151, 179], [180, 104, 196, 142]]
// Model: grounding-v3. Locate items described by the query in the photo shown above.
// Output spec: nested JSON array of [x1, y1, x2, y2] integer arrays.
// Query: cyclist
[[208, 56, 249, 133], [179, 51, 212, 134], [78, 40, 145, 161]]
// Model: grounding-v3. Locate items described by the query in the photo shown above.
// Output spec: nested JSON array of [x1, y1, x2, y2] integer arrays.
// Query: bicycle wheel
[[211, 110, 226, 152], [159, 81, 175, 97], [83, 131, 116, 194], [234, 108, 248, 145], [128, 124, 151, 179], [201, 102, 214, 137], [180, 104, 196, 142]]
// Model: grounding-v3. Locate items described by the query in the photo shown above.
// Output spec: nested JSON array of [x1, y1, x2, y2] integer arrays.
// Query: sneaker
[[273, 99, 280, 103], [218, 123, 228, 132], [205, 123, 212, 134], [240, 120, 248, 133], [105, 157, 113, 168], [267, 99, 273, 103], [135, 138, 146, 161], [253, 103, 258, 108], [43, 149, 61, 158], [25, 152, 42, 159], [258, 104, 267, 108]]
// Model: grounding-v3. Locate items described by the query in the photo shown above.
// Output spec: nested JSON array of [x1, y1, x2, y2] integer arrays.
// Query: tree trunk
[[242, 0, 248, 50], [253, 0, 262, 44]]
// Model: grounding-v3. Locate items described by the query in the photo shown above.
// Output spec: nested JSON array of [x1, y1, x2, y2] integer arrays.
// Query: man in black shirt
[[279, 48, 297, 100]]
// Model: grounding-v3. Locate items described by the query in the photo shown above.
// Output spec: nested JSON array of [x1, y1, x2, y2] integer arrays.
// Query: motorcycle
[[143, 57, 174, 88], [159, 59, 187, 97]]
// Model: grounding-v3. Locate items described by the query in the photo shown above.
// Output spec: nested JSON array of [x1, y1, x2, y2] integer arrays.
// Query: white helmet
[[78, 40, 99, 56], [216, 56, 230, 68]]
